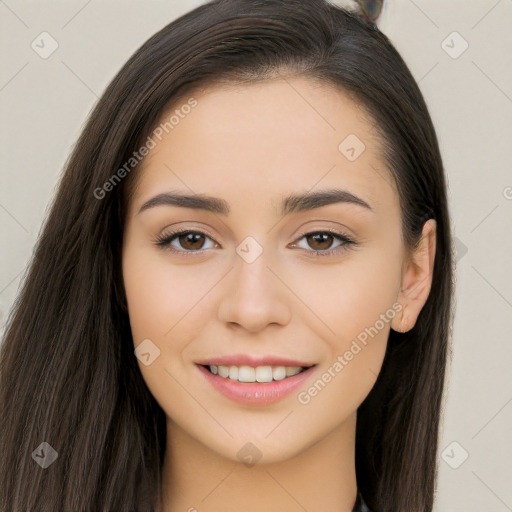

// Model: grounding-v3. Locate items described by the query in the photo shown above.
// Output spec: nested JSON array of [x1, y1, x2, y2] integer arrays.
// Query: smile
[[208, 364, 307, 382], [196, 364, 317, 405]]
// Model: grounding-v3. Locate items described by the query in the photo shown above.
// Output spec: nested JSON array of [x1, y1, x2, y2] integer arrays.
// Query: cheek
[[286, 249, 400, 344], [122, 244, 216, 412], [122, 245, 213, 344], [283, 248, 400, 402], [292, 263, 396, 427]]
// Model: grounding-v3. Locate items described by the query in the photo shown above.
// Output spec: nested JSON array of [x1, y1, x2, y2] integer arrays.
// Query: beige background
[[1, 1, 511, 510]]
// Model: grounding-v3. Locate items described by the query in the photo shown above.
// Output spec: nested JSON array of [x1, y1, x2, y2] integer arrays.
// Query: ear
[[391, 219, 436, 333]]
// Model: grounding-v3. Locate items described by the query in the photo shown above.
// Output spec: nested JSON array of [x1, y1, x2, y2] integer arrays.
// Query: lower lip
[[197, 364, 316, 405]]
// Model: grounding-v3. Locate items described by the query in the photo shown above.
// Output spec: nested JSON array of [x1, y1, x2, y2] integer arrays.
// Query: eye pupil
[[307, 233, 333, 251], [180, 232, 204, 250]]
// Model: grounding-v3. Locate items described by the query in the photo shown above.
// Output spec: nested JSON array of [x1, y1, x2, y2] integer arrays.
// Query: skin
[[122, 76, 436, 512]]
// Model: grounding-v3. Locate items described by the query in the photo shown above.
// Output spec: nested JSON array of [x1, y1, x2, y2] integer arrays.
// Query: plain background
[[0, 1, 511, 510]]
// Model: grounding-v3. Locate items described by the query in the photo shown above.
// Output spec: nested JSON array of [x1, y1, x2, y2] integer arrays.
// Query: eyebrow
[[137, 188, 373, 216]]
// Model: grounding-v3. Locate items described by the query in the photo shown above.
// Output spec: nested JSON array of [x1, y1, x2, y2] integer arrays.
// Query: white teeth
[[255, 366, 273, 382], [272, 366, 286, 381], [217, 365, 229, 378], [208, 364, 305, 382], [228, 366, 239, 380], [238, 366, 255, 382], [285, 366, 303, 377]]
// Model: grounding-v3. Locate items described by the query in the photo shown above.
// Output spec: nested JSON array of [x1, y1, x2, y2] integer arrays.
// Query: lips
[[197, 363, 317, 405]]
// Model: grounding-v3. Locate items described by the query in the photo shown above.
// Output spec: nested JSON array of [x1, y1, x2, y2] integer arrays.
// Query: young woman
[[0, 0, 454, 510]]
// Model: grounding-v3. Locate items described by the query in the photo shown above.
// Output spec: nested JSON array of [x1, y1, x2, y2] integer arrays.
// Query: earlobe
[[391, 308, 411, 333], [391, 219, 437, 333]]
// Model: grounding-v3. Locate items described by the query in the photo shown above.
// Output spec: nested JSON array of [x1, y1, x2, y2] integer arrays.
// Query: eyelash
[[153, 228, 356, 257]]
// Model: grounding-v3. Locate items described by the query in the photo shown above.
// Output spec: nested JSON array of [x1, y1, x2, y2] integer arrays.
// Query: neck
[[157, 412, 358, 512]]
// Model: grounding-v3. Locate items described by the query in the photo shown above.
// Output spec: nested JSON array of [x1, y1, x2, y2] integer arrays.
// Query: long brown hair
[[0, 1, 454, 510]]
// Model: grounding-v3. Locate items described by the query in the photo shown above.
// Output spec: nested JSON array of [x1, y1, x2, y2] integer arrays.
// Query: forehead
[[130, 77, 397, 216]]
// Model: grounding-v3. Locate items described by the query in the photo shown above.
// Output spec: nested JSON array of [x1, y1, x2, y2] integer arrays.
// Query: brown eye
[[176, 232, 206, 250], [305, 233, 335, 251], [294, 230, 356, 256], [155, 229, 355, 257], [155, 230, 216, 253]]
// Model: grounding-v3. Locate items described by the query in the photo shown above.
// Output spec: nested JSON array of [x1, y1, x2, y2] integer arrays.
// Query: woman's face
[[122, 77, 409, 464]]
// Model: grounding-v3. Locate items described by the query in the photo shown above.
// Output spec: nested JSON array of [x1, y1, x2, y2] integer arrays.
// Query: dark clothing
[[353, 489, 372, 512]]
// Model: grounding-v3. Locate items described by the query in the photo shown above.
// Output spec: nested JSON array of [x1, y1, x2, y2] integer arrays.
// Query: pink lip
[[197, 364, 316, 405], [195, 353, 314, 368]]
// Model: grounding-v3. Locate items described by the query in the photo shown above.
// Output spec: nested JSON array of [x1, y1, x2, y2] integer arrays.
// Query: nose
[[217, 250, 292, 333]]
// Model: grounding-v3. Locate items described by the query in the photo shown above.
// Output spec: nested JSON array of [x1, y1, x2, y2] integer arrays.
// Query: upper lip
[[196, 354, 315, 368]]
